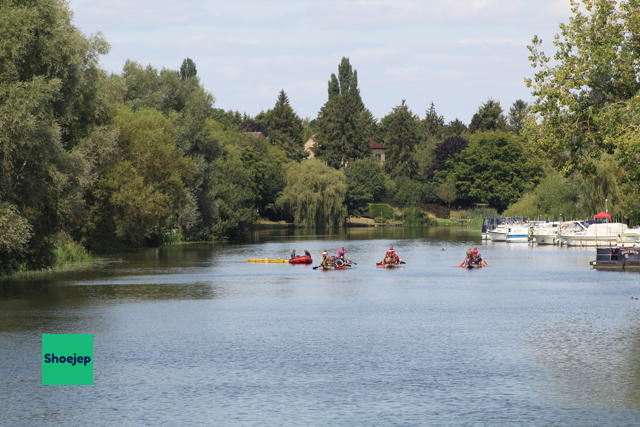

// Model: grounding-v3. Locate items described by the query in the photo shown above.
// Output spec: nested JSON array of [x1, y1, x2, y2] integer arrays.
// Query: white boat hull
[[563, 236, 619, 247], [533, 232, 557, 245], [488, 230, 507, 241]]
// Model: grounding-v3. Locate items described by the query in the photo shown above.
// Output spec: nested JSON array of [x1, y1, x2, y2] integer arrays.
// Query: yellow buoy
[[247, 258, 289, 263]]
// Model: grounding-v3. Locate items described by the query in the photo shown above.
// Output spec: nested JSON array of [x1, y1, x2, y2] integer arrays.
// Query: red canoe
[[289, 256, 313, 264]]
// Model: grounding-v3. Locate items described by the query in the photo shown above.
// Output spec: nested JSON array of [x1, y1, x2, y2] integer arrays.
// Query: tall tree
[[258, 90, 305, 160], [422, 102, 445, 139], [526, 0, 640, 172], [469, 99, 507, 133], [449, 131, 541, 211], [344, 158, 386, 215], [381, 100, 420, 177], [315, 57, 375, 168], [0, 0, 108, 272], [180, 58, 197, 80], [508, 99, 529, 134], [444, 119, 468, 137], [430, 136, 469, 177]]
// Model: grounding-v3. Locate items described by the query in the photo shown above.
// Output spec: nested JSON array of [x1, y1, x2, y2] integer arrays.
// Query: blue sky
[[68, 0, 571, 123]]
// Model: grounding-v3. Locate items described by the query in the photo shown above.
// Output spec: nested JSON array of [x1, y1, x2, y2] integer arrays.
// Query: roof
[[243, 131, 264, 139], [369, 139, 386, 150]]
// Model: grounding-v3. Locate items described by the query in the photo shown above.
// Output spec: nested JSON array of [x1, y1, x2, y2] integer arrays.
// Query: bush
[[53, 241, 93, 266], [368, 203, 395, 222]]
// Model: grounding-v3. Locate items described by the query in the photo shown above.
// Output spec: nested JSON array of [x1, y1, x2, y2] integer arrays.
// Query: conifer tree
[[315, 58, 375, 168], [260, 90, 305, 160], [381, 100, 420, 177]]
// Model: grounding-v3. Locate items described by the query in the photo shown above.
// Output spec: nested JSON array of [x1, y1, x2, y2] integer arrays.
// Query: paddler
[[337, 247, 346, 259], [304, 249, 311, 258], [471, 248, 483, 266], [290, 249, 296, 259]]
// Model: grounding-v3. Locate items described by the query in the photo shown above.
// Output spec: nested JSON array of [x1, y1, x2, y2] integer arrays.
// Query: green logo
[[42, 334, 93, 385]]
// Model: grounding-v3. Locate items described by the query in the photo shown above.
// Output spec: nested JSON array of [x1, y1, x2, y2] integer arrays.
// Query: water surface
[[2, 227, 640, 425]]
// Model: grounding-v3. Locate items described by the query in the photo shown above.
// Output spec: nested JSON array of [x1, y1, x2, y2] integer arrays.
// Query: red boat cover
[[593, 211, 612, 222]]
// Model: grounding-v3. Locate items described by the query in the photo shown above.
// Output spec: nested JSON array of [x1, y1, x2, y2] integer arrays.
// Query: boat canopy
[[593, 211, 612, 222]]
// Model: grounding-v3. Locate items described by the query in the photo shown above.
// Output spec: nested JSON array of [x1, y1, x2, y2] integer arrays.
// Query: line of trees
[[2, 0, 639, 275]]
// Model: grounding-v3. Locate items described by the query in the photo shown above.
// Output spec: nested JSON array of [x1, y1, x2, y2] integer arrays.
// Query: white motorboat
[[531, 222, 561, 245], [617, 228, 640, 247], [487, 226, 508, 242], [562, 222, 628, 247], [506, 225, 530, 243]]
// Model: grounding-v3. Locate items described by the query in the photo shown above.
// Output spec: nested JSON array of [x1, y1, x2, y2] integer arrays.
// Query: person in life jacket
[[385, 246, 399, 264], [336, 247, 346, 259], [290, 249, 296, 259], [321, 250, 330, 268], [471, 248, 483, 265], [304, 249, 311, 258], [465, 249, 473, 266]]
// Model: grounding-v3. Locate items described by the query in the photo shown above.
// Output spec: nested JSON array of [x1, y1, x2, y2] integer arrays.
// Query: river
[[2, 226, 640, 425]]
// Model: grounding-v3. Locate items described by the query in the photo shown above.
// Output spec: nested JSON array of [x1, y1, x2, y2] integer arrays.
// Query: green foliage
[[469, 99, 507, 133], [381, 100, 420, 177], [436, 177, 457, 208], [421, 102, 445, 139], [504, 169, 586, 218], [257, 90, 305, 160], [444, 119, 468, 137], [526, 0, 640, 172], [402, 206, 431, 226], [97, 107, 198, 245], [314, 58, 375, 168], [368, 203, 395, 221], [180, 58, 197, 80], [508, 99, 529, 134], [53, 241, 93, 265], [277, 159, 347, 228], [344, 158, 387, 216], [0, 0, 109, 273], [392, 177, 431, 206], [449, 131, 541, 212]]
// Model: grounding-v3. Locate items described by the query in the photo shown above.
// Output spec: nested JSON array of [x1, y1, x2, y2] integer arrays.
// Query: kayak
[[289, 256, 312, 264], [458, 261, 488, 268], [376, 262, 401, 268], [247, 258, 289, 263]]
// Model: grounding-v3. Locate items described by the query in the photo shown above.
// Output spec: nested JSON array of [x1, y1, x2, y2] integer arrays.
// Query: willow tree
[[276, 159, 347, 228]]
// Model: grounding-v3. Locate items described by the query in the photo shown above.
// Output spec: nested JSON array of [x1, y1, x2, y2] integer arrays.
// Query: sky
[[68, 0, 572, 124]]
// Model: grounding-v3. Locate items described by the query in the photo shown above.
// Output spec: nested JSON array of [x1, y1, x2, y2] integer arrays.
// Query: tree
[[449, 131, 541, 211], [258, 90, 305, 160], [180, 58, 197, 80], [0, 0, 109, 272], [444, 119, 468, 137], [430, 136, 469, 176], [422, 102, 445, 139], [99, 108, 197, 245], [314, 57, 375, 168], [469, 99, 507, 133], [381, 100, 420, 177], [436, 177, 457, 208], [526, 0, 640, 172], [508, 99, 529, 134], [276, 160, 347, 228], [344, 158, 386, 215]]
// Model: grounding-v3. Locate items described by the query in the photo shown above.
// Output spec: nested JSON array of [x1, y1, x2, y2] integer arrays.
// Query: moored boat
[[505, 224, 530, 243], [590, 247, 640, 271], [531, 221, 561, 245], [562, 222, 628, 247]]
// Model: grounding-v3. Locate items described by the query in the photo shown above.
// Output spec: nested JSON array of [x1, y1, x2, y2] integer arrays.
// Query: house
[[369, 140, 386, 163], [303, 137, 386, 163], [304, 137, 316, 159]]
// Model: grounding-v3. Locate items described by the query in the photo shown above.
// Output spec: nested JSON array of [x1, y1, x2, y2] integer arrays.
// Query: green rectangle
[[42, 334, 93, 385]]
